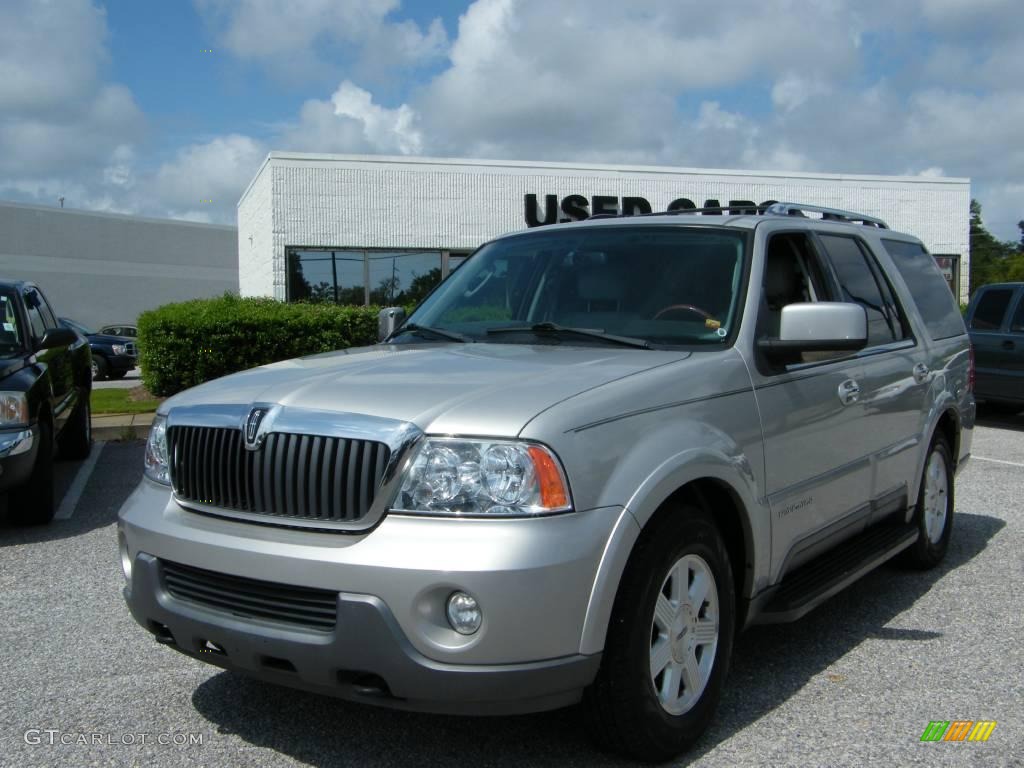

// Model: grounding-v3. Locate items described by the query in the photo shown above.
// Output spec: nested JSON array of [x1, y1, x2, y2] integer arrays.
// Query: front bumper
[[0, 426, 38, 492], [107, 354, 137, 373], [126, 553, 600, 714], [119, 479, 622, 714]]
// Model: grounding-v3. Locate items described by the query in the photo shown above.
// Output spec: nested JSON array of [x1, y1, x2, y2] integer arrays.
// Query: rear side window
[[818, 234, 908, 346], [882, 239, 966, 340], [970, 288, 1014, 330], [1011, 296, 1024, 334]]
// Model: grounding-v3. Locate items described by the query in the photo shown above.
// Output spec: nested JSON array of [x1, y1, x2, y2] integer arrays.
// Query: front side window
[[408, 226, 748, 347], [1010, 295, 1024, 334], [882, 239, 965, 340], [23, 290, 48, 341], [818, 235, 908, 346], [0, 291, 24, 356], [970, 288, 1013, 331]]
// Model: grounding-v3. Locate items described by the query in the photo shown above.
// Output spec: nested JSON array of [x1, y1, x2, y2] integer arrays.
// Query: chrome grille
[[168, 426, 390, 524], [125, 341, 137, 357], [161, 559, 337, 631]]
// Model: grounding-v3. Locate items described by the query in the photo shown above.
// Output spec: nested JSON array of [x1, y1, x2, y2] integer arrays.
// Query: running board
[[754, 519, 919, 624]]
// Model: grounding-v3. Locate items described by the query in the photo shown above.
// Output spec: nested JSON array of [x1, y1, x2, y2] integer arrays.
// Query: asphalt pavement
[[0, 415, 1021, 767]]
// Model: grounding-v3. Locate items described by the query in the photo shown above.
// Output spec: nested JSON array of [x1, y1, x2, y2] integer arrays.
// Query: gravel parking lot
[[1, 414, 1021, 768]]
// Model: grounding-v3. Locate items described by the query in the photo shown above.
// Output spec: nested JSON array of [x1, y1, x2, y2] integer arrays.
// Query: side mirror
[[378, 307, 407, 342], [758, 302, 867, 362], [38, 327, 79, 350]]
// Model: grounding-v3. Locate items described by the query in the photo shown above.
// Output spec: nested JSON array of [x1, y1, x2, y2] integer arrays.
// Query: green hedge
[[138, 294, 384, 396]]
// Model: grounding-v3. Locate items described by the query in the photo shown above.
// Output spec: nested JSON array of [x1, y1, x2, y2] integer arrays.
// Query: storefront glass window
[[367, 251, 442, 305]]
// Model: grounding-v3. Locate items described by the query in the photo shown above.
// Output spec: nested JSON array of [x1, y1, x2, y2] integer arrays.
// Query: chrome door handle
[[912, 363, 929, 384], [838, 379, 860, 405]]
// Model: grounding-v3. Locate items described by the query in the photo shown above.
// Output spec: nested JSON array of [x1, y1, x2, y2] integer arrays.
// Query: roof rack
[[762, 202, 888, 229], [585, 201, 889, 228]]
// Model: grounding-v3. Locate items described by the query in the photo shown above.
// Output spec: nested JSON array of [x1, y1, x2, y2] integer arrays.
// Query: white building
[[237, 153, 970, 305]]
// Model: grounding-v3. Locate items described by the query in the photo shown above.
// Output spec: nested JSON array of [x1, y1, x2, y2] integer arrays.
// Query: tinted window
[[0, 291, 24, 354], [35, 293, 57, 330], [1009, 295, 1024, 334], [819, 235, 908, 346], [411, 227, 748, 346], [970, 288, 1013, 330], [882, 239, 966, 340], [23, 290, 47, 340]]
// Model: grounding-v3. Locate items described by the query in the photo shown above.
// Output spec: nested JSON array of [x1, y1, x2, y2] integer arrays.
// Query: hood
[[87, 333, 132, 345], [163, 343, 691, 436], [0, 355, 27, 380]]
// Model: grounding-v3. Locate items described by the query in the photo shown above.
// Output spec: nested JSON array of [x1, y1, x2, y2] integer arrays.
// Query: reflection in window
[[287, 249, 445, 306], [368, 251, 442, 306]]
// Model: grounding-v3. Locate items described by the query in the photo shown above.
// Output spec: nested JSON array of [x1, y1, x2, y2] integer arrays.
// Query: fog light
[[446, 591, 482, 635], [118, 530, 132, 582]]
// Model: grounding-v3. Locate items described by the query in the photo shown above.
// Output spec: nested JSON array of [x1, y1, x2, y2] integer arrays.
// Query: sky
[[1, 0, 1021, 241]]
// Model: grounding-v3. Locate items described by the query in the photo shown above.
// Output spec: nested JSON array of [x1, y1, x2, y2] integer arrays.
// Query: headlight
[[392, 437, 571, 516], [144, 415, 170, 485], [0, 392, 29, 427], [112, 344, 127, 355]]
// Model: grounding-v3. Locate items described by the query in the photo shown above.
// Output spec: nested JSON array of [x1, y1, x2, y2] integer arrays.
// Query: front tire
[[584, 505, 735, 762], [91, 354, 109, 381], [901, 435, 954, 569], [8, 419, 56, 525], [58, 394, 92, 460]]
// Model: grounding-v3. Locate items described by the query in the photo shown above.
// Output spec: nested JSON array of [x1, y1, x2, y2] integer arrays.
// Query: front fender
[[573, 418, 769, 655]]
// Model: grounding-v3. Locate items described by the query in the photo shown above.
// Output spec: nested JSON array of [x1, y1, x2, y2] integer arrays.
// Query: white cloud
[[3, 0, 1023, 242], [278, 80, 422, 155], [0, 0, 109, 113], [153, 135, 268, 219], [195, 0, 448, 78]]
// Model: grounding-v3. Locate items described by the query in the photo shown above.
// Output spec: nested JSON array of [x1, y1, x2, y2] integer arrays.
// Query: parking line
[[54, 442, 106, 520], [973, 455, 1024, 469]]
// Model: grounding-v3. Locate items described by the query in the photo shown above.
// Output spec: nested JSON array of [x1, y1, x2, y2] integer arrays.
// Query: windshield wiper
[[392, 323, 471, 343], [486, 322, 651, 349]]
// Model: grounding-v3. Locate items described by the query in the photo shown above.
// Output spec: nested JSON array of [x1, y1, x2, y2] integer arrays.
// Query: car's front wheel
[[91, 354, 108, 381], [584, 504, 735, 762], [8, 419, 56, 525], [58, 394, 92, 460]]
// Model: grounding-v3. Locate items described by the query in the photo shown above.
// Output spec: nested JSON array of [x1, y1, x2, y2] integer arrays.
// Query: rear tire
[[58, 395, 92, 460], [109, 370, 127, 380], [8, 419, 56, 526], [901, 435, 953, 569], [583, 505, 735, 762]]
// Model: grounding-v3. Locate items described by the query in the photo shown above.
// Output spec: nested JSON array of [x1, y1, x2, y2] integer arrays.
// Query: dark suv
[[1, 282, 92, 524], [965, 282, 1024, 413], [59, 317, 137, 380]]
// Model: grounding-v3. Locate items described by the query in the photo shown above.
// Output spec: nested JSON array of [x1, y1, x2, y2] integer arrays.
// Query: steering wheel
[[652, 303, 714, 321]]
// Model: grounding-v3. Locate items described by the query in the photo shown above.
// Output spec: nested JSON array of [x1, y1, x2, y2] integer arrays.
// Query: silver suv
[[119, 203, 974, 761]]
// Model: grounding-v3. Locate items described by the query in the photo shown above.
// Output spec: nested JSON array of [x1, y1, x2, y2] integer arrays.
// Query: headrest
[[578, 270, 623, 302], [764, 251, 800, 305]]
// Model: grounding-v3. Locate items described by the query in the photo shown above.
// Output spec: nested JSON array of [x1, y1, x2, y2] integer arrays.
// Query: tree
[[968, 199, 1024, 293]]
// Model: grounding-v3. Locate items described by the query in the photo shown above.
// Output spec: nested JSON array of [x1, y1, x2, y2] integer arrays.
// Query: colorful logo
[[920, 720, 997, 742]]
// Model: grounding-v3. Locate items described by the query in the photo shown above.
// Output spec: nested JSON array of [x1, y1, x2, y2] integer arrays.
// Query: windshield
[[1, 291, 25, 356], [60, 318, 94, 336], [407, 226, 748, 346]]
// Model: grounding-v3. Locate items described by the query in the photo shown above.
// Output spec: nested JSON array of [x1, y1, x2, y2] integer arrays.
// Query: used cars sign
[[524, 193, 777, 227]]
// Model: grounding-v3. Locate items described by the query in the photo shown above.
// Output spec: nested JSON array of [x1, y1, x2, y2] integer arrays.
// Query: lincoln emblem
[[244, 407, 267, 449]]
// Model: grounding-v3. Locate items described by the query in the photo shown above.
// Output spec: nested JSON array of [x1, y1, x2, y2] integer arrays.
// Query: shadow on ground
[[975, 404, 1024, 433], [191, 511, 1005, 767], [0, 440, 144, 545]]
